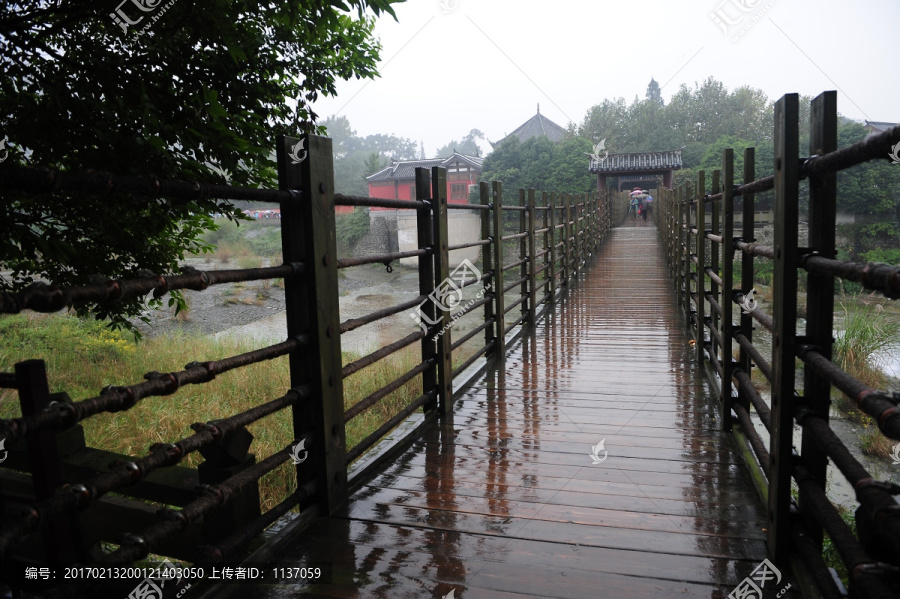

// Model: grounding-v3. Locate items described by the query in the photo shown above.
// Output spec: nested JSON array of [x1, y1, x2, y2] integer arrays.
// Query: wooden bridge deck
[[246, 222, 769, 598]]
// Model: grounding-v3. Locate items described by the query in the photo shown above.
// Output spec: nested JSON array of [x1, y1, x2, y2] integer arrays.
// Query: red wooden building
[[365, 152, 484, 210]]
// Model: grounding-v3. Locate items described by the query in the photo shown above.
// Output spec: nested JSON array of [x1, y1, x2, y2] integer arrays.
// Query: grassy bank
[[832, 296, 900, 458], [0, 312, 422, 511]]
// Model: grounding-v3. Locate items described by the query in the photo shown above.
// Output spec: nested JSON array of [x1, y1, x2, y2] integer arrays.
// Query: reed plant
[[834, 297, 899, 388], [833, 296, 900, 458]]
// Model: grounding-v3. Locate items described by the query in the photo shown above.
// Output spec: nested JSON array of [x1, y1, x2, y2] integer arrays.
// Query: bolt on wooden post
[[769, 93, 800, 564], [710, 170, 721, 370], [548, 193, 557, 302], [519, 189, 528, 324], [491, 182, 506, 357], [800, 90, 837, 550], [527, 188, 537, 325], [737, 147, 756, 419], [480, 182, 497, 355], [415, 167, 438, 409], [696, 174, 706, 366], [721, 149, 735, 430], [430, 167, 453, 416]]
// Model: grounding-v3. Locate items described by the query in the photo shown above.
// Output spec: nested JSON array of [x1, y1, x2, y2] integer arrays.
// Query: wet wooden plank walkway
[[249, 222, 769, 598]]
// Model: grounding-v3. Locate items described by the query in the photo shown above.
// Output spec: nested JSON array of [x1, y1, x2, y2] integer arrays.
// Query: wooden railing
[[0, 135, 626, 590], [658, 91, 900, 598]]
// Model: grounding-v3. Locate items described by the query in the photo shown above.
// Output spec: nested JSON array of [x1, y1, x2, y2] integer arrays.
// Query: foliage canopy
[[0, 0, 404, 331]]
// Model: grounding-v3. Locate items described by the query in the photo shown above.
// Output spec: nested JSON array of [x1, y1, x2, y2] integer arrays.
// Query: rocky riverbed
[[133, 258, 429, 355]]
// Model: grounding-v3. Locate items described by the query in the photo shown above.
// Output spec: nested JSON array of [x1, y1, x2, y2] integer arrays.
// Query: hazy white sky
[[312, 0, 899, 157]]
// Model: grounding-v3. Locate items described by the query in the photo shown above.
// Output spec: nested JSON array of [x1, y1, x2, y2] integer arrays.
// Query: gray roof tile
[[492, 109, 569, 147], [589, 150, 683, 173], [366, 152, 483, 183]]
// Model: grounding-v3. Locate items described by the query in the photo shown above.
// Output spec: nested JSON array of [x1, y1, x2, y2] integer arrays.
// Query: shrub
[[335, 207, 370, 249]]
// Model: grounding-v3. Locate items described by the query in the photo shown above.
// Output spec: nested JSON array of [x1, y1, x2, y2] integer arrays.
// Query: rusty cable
[[98, 444, 301, 564], [0, 264, 304, 315], [0, 339, 305, 443], [0, 387, 309, 555]]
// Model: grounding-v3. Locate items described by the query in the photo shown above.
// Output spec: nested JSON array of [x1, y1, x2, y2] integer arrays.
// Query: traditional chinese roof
[[366, 152, 483, 183], [491, 105, 569, 148], [864, 120, 898, 134], [441, 153, 484, 171], [589, 150, 683, 173]]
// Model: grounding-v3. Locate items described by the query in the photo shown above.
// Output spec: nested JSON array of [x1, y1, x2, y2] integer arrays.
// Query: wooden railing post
[[480, 182, 497, 356], [683, 185, 692, 315], [588, 193, 596, 255], [563, 194, 572, 285], [710, 170, 721, 373], [492, 181, 506, 357], [575, 196, 582, 269], [769, 93, 801, 564], [674, 188, 691, 313], [15, 359, 79, 562], [415, 168, 438, 408], [519, 189, 528, 325], [737, 148, 756, 417], [549, 193, 557, 302], [799, 90, 838, 548], [431, 167, 453, 415], [581, 193, 591, 265], [696, 173, 706, 367], [542, 191, 550, 295], [721, 149, 735, 429], [277, 134, 346, 513], [527, 188, 537, 325]]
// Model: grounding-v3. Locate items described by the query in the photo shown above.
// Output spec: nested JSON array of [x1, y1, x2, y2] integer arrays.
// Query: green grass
[[0, 313, 429, 512], [834, 296, 899, 388], [822, 503, 856, 590], [832, 295, 900, 459]]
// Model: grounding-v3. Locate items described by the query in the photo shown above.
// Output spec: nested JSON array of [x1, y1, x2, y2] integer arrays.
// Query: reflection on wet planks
[[249, 222, 778, 599]]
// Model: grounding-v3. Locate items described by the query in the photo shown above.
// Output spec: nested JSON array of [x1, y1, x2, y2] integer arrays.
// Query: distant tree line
[[479, 77, 899, 229]]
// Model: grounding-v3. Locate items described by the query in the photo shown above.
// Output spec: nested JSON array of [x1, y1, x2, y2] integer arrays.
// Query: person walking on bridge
[[629, 195, 639, 220]]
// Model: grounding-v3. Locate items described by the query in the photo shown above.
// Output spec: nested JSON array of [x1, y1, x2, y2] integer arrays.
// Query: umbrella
[[630, 190, 644, 196]]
